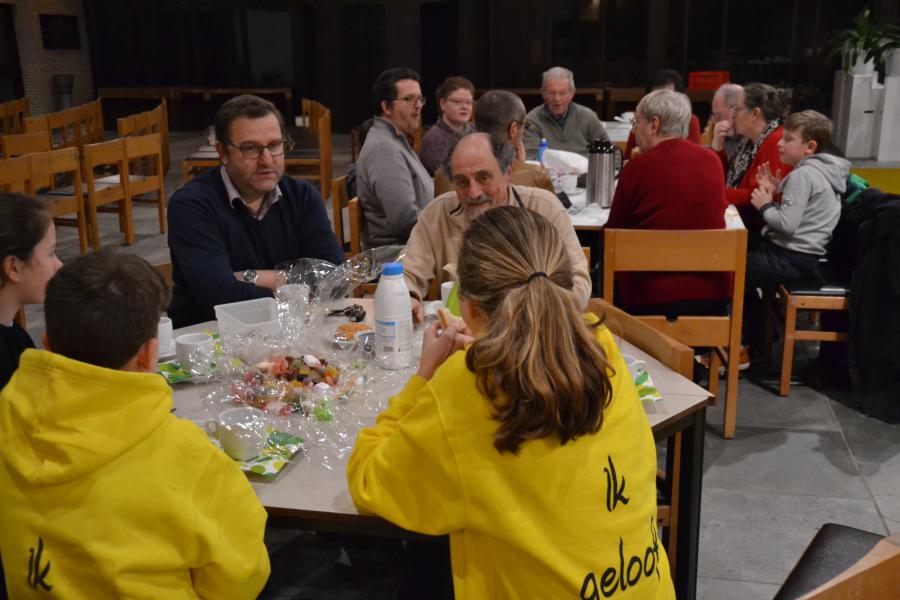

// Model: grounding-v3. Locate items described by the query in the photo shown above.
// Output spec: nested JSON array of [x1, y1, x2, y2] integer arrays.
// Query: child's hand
[[750, 186, 773, 210], [416, 322, 471, 380], [756, 162, 782, 194]]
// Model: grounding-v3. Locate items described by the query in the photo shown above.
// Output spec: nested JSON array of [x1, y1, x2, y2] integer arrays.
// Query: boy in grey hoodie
[[743, 110, 850, 355]]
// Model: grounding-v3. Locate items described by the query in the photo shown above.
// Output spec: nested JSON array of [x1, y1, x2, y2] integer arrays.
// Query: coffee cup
[[205, 407, 268, 461], [176, 332, 214, 369], [623, 355, 647, 381], [157, 316, 174, 357]]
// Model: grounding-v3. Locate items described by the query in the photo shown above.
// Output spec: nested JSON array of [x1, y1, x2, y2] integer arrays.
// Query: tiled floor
[[30, 130, 899, 599]]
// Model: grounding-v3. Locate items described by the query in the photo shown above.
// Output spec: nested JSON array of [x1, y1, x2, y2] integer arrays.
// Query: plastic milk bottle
[[374, 262, 413, 369]]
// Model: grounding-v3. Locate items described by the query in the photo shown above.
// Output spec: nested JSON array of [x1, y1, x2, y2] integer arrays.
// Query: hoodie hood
[[0, 349, 173, 486], [797, 153, 850, 195]]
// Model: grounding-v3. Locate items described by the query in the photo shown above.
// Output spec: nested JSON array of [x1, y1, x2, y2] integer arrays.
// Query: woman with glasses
[[419, 76, 476, 176], [716, 83, 793, 233]]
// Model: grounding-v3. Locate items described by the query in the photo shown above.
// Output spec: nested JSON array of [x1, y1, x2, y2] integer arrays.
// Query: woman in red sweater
[[713, 83, 792, 232], [607, 89, 730, 317]]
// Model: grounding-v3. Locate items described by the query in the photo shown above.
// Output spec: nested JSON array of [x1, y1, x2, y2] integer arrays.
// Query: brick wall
[[12, 0, 93, 115]]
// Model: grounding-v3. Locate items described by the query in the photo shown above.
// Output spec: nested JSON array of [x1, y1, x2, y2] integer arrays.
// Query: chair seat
[[783, 278, 848, 297], [773, 523, 884, 600]]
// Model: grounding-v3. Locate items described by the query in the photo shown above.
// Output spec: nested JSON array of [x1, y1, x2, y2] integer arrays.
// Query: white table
[[601, 120, 632, 144], [567, 188, 746, 232], [169, 299, 711, 598]]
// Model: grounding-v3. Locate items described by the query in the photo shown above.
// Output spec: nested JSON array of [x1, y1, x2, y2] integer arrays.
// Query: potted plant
[[866, 23, 900, 77], [827, 8, 881, 75]]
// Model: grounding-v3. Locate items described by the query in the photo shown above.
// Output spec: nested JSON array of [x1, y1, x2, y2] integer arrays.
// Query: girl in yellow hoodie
[[348, 206, 675, 599]]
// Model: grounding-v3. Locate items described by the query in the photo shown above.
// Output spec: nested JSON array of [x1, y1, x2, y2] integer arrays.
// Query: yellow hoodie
[[348, 325, 675, 599], [0, 349, 270, 598]]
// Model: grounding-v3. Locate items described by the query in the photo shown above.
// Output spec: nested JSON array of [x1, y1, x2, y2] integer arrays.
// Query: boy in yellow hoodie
[[0, 251, 270, 598]]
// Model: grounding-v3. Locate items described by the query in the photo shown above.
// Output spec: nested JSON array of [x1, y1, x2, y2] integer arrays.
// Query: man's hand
[[411, 297, 424, 324], [710, 119, 733, 152], [416, 322, 473, 380], [233, 270, 277, 290], [750, 186, 773, 210]]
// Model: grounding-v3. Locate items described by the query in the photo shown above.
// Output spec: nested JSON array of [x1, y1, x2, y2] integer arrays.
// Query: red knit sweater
[[718, 125, 793, 230], [624, 114, 701, 159], [606, 137, 731, 308]]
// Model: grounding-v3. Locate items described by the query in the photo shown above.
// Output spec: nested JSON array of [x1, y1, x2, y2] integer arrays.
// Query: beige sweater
[[400, 185, 591, 308]]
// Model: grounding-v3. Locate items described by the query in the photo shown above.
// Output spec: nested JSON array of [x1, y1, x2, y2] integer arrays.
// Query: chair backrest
[[117, 101, 169, 170], [602, 228, 747, 348], [0, 97, 31, 135], [28, 147, 83, 215], [23, 115, 49, 133], [0, 155, 33, 192], [331, 175, 348, 251], [797, 533, 900, 599], [1, 131, 52, 157], [124, 133, 164, 188], [78, 99, 104, 145], [588, 298, 694, 378], [81, 138, 127, 193], [316, 107, 332, 192], [347, 196, 362, 256]]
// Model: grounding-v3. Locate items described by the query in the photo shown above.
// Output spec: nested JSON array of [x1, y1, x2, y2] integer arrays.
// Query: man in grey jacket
[[357, 67, 434, 248], [743, 110, 849, 356], [522, 66, 608, 159]]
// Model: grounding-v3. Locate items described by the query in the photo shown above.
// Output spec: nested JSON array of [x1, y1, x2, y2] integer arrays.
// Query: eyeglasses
[[395, 95, 426, 106], [543, 91, 572, 100], [445, 97, 474, 107], [227, 138, 294, 160]]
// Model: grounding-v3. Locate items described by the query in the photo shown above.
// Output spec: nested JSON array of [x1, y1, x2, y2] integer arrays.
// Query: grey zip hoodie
[[760, 152, 849, 256]]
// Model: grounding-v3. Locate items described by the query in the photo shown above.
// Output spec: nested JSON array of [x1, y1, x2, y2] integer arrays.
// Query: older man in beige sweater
[[402, 132, 590, 322]]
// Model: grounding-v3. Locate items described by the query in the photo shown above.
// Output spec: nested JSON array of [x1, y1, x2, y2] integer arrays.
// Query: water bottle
[[537, 138, 548, 162], [374, 262, 413, 369]]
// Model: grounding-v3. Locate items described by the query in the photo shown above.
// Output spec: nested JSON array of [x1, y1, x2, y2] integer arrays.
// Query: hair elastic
[[527, 271, 549, 283]]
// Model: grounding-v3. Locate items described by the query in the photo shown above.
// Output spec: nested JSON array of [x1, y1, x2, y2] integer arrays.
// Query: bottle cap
[[382, 262, 404, 276]]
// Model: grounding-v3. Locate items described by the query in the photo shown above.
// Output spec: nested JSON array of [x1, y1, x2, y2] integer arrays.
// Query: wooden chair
[[331, 175, 357, 257], [28, 147, 90, 255], [23, 115, 49, 134], [1, 131, 53, 157], [0, 155, 32, 192], [604, 86, 646, 120], [153, 262, 174, 288], [46, 107, 84, 149], [774, 282, 849, 396], [288, 99, 332, 194], [0, 97, 31, 135], [347, 196, 363, 257], [603, 228, 748, 439], [774, 525, 900, 600], [117, 101, 170, 173], [81, 138, 134, 249], [123, 134, 166, 234], [78, 99, 104, 145], [588, 297, 694, 575]]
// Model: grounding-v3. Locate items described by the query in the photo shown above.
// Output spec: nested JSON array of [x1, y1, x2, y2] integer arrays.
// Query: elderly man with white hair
[[606, 89, 731, 318], [523, 66, 608, 159]]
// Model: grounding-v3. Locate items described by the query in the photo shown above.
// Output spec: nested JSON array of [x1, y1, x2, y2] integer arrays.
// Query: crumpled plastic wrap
[[195, 245, 430, 470]]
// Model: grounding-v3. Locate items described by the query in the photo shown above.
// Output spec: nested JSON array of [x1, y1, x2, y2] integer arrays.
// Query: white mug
[[623, 355, 647, 382], [441, 281, 455, 306], [175, 332, 214, 369], [157, 316, 174, 356], [205, 407, 268, 461]]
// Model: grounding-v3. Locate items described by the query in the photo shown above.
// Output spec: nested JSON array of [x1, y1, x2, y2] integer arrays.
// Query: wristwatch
[[241, 269, 259, 285]]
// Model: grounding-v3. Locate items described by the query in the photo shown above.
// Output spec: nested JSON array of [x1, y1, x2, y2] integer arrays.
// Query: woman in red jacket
[[713, 82, 792, 232]]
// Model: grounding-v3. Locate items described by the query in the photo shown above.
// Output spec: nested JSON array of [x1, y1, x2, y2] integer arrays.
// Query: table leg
[[673, 407, 706, 600]]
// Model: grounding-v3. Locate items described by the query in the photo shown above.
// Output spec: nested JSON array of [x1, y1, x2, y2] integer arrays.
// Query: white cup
[[560, 174, 578, 193], [157, 316, 174, 356], [441, 281, 454, 306], [205, 407, 268, 461], [176, 332, 214, 369], [623, 355, 647, 381]]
